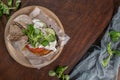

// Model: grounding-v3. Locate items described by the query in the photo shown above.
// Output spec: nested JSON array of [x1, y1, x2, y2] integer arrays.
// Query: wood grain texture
[[0, 0, 113, 80]]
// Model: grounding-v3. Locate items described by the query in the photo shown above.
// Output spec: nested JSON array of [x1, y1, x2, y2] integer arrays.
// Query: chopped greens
[[41, 40, 49, 47], [45, 28, 56, 42], [46, 28, 55, 35], [48, 66, 70, 80], [22, 24, 56, 47], [45, 34, 56, 42]]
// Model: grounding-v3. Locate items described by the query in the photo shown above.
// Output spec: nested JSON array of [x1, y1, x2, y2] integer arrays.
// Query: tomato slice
[[25, 45, 51, 55], [25, 45, 44, 53]]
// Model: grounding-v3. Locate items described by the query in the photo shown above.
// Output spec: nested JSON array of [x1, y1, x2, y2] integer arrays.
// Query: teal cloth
[[70, 7, 120, 80]]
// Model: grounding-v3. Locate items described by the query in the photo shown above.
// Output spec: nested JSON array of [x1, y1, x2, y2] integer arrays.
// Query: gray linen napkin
[[70, 7, 120, 80]]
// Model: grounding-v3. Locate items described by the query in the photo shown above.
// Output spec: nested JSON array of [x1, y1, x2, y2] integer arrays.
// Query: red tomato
[[25, 45, 51, 55], [25, 45, 44, 53]]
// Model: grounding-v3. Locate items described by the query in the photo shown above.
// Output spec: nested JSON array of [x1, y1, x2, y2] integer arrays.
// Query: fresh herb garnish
[[0, 0, 21, 18], [102, 30, 120, 67], [22, 24, 43, 47], [2, 3, 9, 15], [41, 40, 49, 47], [112, 50, 120, 56], [22, 24, 56, 47], [49, 70, 56, 76], [49, 66, 70, 80], [15, 0, 21, 9], [109, 30, 120, 42], [102, 42, 112, 67], [45, 34, 56, 42], [8, 0, 12, 6]]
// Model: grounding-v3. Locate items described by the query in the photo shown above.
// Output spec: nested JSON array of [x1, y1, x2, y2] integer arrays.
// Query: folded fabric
[[70, 7, 120, 80]]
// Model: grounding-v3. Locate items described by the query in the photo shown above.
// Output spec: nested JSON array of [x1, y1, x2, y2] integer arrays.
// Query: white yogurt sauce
[[32, 19, 46, 28], [38, 40, 57, 52]]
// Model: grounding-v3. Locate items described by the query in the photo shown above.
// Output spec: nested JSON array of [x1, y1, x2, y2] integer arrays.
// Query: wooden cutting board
[[4, 6, 65, 69], [0, 0, 113, 80]]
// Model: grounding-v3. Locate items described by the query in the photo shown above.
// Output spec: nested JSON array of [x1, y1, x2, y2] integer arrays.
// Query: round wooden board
[[4, 6, 64, 68]]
